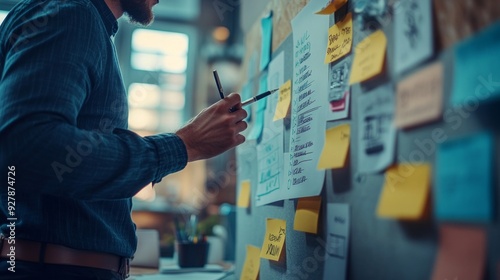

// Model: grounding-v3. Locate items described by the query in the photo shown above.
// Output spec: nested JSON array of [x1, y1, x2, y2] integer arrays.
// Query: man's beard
[[120, 0, 154, 26]]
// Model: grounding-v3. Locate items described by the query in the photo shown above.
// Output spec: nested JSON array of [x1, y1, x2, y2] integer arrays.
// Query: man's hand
[[176, 93, 248, 162]]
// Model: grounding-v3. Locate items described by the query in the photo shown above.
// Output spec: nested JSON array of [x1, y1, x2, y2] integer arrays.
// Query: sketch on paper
[[357, 84, 396, 173]]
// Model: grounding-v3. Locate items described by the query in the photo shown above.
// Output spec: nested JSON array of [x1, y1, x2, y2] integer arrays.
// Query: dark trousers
[[0, 258, 125, 280]]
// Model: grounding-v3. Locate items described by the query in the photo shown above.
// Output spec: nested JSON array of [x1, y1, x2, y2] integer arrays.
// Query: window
[[113, 22, 200, 208], [127, 28, 192, 134], [0, 10, 8, 24], [131, 29, 189, 73]]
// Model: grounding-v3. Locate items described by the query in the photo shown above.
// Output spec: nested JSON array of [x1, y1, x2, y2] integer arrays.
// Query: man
[[0, 0, 247, 279]]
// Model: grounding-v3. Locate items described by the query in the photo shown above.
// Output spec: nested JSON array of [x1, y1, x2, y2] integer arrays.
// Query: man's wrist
[[175, 128, 200, 162]]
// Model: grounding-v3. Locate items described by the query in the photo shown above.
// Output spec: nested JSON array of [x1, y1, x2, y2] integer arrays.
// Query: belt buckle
[[118, 257, 130, 279]]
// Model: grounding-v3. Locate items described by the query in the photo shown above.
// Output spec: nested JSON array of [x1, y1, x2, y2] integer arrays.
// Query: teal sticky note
[[257, 72, 268, 111], [247, 108, 265, 140], [434, 132, 494, 222], [452, 22, 500, 106], [260, 12, 273, 71], [247, 73, 268, 140], [242, 83, 252, 122]]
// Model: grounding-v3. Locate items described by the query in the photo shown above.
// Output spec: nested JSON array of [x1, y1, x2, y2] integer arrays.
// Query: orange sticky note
[[273, 80, 292, 121], [260, 218, 286, 261], [240, 245, 261, 280], [432, 225, 486, 280], [324, 13, 353, 64], [377, 164, 431, 219], [395, 62, 444, 128], [316, 0, 348, 14], [349, 29, 387, 84], [293, 196, 322, 234], [237, 180, 251, 208], [317, 124, 350, 169]]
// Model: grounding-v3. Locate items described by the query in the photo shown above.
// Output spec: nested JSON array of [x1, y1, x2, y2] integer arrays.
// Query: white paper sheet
[[286, 0, 328, 199], [323, 203, 350, 280], [357, 84, 396, 174], [256, 52, 286, 206], [394, 0, 433, 75], [247, 73, 268, 141]]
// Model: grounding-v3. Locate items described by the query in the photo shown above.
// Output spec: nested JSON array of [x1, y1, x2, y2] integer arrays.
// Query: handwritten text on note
[[260, 218, 286, 261], [288, 0, 328, 199], [325, 13, 353, 64]]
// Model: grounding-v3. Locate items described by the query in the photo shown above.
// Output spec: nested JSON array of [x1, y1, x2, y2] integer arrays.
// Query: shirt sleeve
[[0, 1, 187, 200]]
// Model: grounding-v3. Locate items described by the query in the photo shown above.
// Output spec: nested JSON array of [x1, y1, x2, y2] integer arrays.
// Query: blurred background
[[0, 0, 268, 262]]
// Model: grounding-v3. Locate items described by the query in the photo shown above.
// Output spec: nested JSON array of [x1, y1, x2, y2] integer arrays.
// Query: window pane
[[131, 52, 187, 73], [128, 108, 159, 131], [131, 28, 189, 73], [131, 52, 162, 72], [132, 29, 189, 56], [0, 11, 8, 25], [128, 83, 161, 108], [160, 73, 186, 90], [161, 55, 187, 73], [160, 111, 183, 132], [162, 90, 185, 110]]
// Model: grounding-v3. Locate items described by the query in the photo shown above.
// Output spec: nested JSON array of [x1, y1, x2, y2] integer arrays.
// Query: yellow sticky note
[[240, 245, 261, 280], [317, 124, 350, 169], [237, 180, 251, 208], [260, 218, 286, 261], [293, 196, 322, 234], [273, 80, 292, 121], [316, 0, 348, 14], [324, 13, 353, 64], [349, 29, 387, 84], [377, 164, 431, 220]]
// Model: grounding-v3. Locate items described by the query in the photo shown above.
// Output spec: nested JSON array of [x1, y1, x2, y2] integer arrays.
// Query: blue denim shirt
[[0, 0, 187, 257]]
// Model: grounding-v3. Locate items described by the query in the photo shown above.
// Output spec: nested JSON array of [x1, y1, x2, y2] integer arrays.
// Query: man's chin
[[126, 12, 154, 26]]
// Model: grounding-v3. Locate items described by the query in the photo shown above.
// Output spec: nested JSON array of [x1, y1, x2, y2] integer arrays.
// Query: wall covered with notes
[[235, 0, 500, 279]]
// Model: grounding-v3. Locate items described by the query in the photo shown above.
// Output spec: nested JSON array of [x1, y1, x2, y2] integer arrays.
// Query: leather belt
[[0, 237, 129, 277]]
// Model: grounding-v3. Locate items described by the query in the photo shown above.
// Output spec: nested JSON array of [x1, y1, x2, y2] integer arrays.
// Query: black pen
[[213, 70, 224, 99], [241, 88, 279, 107], [229, 88, 279, 112]]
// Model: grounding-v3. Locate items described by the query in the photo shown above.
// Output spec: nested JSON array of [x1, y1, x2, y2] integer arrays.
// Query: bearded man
[[0, 0, 247, 279]]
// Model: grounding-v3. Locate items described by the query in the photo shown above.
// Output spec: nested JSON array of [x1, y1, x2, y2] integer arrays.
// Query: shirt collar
[[89, 0, 119, 37]]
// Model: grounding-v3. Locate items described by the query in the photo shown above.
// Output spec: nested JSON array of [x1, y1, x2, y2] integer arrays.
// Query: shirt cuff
[[145, 133, 188, 183]]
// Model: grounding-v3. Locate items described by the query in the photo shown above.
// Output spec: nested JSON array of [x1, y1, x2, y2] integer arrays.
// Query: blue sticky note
[[452, 22, 500, 106], [241, 83, 252, 122], [257, 72, 268, 111], [434, 132, 494, 222], [260, 12, 273, 71], [247, 73, 268, 140], [247, 108, 265, 140]]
